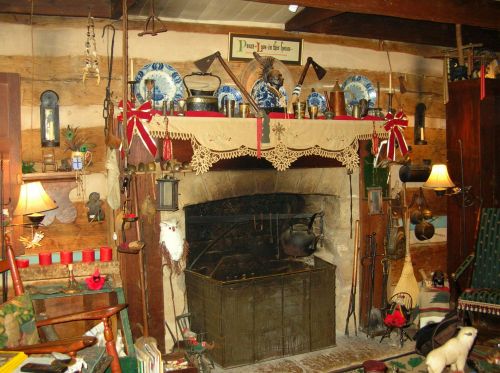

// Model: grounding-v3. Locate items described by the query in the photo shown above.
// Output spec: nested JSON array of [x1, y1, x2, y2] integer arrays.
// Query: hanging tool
[[345, 220, 360, 336], [82, 12, 100, 85], [291, 57, 326, 101], [138, 0, 167, 36]]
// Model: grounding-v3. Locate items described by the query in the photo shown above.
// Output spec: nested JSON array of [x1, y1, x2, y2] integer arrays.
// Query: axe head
[[194, 51, 220, 73], [310, 58, 327, 81]]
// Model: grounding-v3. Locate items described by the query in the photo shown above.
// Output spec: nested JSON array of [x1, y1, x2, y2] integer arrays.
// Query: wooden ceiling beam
[[250, 0, 500, 30], [0, 0, 136, 19], [285, 7, 342, 31], [302, 13, 500, 50]]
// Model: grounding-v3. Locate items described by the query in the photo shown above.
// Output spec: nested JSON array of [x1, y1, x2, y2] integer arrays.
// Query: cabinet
[[446, 79, 500, 277]]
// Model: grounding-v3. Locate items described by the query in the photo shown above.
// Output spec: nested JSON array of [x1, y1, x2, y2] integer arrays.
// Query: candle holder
[[128, 81, 137, 106], [63, 264, 81, 294], [386, 92, 395, 115]]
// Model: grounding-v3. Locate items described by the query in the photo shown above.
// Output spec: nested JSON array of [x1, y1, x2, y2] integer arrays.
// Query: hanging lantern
[[156, 176, 179, 211]]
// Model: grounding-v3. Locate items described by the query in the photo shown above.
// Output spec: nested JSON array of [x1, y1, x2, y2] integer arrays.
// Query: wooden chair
[[0, 235, 126, 373], [454, 208, 500, 317], [380, 292, 413, 347]]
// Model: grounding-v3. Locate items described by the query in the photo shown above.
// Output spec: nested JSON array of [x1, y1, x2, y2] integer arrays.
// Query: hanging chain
[[102, 24, 116, 137], [83, 13, 100, 85]]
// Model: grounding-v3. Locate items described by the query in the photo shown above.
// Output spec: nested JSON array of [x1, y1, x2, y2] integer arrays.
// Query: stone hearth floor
[[212, 334, 415, 372]]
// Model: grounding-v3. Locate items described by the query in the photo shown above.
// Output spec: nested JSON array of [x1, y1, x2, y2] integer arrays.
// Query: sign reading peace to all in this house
[[229, 33, 303, 65]]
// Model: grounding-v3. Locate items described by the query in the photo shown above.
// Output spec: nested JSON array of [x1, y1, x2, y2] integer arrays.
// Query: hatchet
[[292, 57, 327, 100]]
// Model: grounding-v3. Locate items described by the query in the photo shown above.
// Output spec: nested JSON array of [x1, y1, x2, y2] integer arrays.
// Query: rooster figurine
[[85, 268, 106, 290]]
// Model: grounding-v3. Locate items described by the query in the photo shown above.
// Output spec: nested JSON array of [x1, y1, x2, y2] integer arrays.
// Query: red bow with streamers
[[118, 100, 157, 156], [384, 110, 409, 161]]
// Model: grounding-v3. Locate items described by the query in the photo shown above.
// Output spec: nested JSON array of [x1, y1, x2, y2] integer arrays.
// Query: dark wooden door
[[0, 73, 22, 254], [446, 79, 500, 282]]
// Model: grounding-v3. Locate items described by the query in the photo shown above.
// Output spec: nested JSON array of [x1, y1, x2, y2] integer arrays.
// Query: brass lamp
[[423, 164, 456, 196], [13, 182, 57, 225]]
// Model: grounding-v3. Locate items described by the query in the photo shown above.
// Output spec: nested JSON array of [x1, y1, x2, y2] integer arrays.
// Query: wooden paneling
[[446, 79, 500, 286]]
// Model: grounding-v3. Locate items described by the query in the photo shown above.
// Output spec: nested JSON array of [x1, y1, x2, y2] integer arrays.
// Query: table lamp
[[13, 182, 57, 225], [422, 164, 456, 196]]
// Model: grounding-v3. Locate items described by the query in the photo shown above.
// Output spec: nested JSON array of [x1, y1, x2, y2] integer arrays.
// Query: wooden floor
[[212, 334, 415, 373]]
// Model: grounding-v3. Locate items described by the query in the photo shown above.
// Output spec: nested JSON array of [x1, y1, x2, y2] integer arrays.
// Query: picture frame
[[229, 33, 303, 65], [367, 187, 384, 215]]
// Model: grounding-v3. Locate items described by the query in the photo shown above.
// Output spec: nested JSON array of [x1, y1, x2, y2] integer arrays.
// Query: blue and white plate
[[251, 79, 288, 109], [134, 62, 185, 107], [307, 92, 327, 113], [215, 85, 243, 114], [342, 75, 376, 115]]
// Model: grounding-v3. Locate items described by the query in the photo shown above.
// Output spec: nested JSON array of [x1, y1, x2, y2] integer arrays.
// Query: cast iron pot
[[280, 212, 323, 257], [183, 72, 221, 112], [415, 220, 435, 241]]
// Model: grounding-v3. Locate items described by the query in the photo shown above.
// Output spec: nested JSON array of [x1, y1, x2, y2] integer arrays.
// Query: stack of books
[[135, 337, 163, 373]]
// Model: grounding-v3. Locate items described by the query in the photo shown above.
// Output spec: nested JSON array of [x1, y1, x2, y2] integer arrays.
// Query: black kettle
[[280, 212, 323, 257]]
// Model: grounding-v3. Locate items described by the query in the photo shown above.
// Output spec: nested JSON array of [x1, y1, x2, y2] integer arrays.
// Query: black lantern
[[156, 176, 179, 211], [40, 90, 60, 147]]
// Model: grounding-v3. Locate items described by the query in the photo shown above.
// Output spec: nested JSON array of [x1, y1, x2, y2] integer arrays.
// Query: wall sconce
[[13, 182, 58, 225], [156, 176, 179, 211], [40, 90, 60, 147]]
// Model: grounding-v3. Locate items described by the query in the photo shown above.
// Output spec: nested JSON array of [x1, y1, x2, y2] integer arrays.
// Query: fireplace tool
[[363, 233, 385, 337], [345, 220, 360, 336], [194, 51, 271, 143], [291, 57, 327, 101]]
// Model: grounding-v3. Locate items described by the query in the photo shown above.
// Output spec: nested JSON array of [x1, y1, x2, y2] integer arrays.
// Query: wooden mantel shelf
[[22, 171, 81, 182]]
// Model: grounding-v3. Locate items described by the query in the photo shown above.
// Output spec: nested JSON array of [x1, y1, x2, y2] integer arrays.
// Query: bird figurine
[[85, 268, 106, 290], [160, 219, 188, 274]]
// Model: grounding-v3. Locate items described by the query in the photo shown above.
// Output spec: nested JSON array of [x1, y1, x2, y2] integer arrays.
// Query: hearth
[[184, 194, 336, 367]]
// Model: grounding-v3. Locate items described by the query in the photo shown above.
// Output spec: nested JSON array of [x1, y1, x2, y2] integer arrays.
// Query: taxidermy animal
[[160, 219, 188, 274], [425, 326, 477, 373]]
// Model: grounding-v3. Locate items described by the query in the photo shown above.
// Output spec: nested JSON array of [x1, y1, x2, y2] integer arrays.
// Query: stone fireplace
[[162, 167, 360, 355]]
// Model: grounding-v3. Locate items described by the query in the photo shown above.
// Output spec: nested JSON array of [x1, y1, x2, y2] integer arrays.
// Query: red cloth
[[384, 305, 406, 328], [268, 112, 294, 119]]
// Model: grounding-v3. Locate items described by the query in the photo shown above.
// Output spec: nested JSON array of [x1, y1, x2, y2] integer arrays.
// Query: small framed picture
[[367, 187, 383, 215]]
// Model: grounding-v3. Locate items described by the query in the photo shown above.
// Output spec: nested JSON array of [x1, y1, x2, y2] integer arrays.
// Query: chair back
[[390, 292, 413, 310], [0, 235, 24, 296], [471, 208, 500, 289]]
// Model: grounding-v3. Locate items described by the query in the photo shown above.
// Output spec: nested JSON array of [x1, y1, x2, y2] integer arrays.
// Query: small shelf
[[22, 171, 79, 182]]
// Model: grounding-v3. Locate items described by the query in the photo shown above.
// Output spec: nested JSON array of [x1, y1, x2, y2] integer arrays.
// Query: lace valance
[[146, 115, 389, 174]]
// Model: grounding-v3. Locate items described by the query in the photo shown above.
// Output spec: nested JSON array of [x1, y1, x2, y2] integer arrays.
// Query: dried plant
[[62, 125, 87, 152]]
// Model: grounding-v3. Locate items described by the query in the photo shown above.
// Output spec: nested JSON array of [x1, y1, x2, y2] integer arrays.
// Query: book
[[0, 351, 28, 373]]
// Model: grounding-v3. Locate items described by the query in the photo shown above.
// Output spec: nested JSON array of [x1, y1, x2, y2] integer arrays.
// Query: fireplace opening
[[184, 193, 336, 367]]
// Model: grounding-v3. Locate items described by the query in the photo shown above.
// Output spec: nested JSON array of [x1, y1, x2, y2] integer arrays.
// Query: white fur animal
[[160, 219, 184, 261], [425, 326, 477, 373]]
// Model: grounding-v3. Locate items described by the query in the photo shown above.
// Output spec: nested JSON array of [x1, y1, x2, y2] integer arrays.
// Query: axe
[[292, 57, 327, 99], [194, 51, 270, 143]]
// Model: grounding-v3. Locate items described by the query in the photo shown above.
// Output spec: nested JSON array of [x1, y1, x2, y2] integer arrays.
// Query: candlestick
[[82, 249, 95, 263], [100, 246, 113, 262], [60, 251, 73, 265], [16, 259, 29, 268], [389, 73, 392, 93], [420, 127, 424, 141], [130, 58, 134, 79], [39, 252, 52, 266]]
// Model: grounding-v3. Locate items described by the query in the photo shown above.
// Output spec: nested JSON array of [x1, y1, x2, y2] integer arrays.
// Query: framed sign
[[229, 33, 302, 65]]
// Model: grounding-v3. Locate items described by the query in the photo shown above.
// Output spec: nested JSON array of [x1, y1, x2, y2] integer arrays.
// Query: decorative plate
[[307, 91, 327, 113], [215, 85, 243, 114], [251, 79, 288, 109], [342, 75, 376, 115], [134, 62, 184, 107]]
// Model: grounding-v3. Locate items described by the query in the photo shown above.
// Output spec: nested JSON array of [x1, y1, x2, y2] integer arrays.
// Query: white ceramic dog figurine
[[425, 326, 477, 373]]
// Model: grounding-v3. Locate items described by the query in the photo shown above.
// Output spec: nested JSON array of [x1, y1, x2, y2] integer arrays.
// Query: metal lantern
[[156, 176, 179, 211], [40, 90, 60, 147]]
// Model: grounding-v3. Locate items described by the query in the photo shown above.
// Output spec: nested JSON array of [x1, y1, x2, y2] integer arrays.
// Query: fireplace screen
[[184, 194, 336, 367]]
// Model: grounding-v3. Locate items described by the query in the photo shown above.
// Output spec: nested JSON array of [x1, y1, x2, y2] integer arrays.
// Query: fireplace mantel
[[146, 116, 390, 173]]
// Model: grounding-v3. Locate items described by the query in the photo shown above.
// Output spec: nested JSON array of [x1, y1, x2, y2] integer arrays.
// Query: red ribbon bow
[[118, 100, 157, 156], [383, 110, 409, 161]]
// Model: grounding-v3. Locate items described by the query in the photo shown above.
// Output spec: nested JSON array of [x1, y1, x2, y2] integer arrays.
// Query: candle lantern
[[156, 176, 179, 211], [40, 90, 60, 147]]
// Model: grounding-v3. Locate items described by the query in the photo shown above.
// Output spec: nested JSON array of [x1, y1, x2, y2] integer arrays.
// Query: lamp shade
[[423, 164, 456, 191], [13, 182, 57, 216]]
